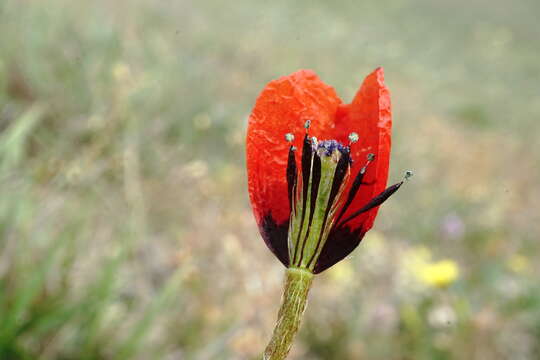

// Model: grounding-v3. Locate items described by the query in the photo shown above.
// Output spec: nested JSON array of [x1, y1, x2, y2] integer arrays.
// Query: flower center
[[284, 121, 412, 272], [286, 132, 354, 270]]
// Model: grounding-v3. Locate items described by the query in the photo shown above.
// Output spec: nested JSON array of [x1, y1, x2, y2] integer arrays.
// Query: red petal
[[333, 67, 392, 232], [246, 70, 342, 226]]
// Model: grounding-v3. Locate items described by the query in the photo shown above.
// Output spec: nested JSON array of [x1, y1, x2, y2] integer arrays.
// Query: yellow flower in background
[[418, 260, 459, 288], [402, 246, 459, 289], [112, 62, 131, 83], [507, 255, 530, 274]]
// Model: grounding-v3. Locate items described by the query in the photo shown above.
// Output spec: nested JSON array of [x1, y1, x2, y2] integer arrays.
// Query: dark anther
[[338, 181, 404, 227], [334, 153, 376, 225], [327, 149, 350, 209], [286, 146, 297, 209], [334, 165, 366, 226]]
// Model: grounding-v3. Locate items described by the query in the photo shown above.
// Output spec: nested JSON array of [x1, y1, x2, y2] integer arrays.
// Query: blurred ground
[[1, 0, 539, 359]]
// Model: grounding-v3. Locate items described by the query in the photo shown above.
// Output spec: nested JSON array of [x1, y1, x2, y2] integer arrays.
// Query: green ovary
[[288, 150, 346, 272]]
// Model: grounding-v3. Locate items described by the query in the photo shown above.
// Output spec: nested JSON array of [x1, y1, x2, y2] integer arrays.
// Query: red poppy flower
[[247, 68, 408, 274]]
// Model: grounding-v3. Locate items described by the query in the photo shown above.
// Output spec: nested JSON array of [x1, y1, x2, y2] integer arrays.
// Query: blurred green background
[[1, 0, 539, 359]]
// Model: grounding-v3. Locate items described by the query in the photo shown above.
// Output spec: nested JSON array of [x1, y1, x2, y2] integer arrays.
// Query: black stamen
[[338, 181, 403, 227], [292, 134, 313, 263], [334, 165, 366, 226], [297, 155, 321, 265], [286, 146, 297, 210], [334, 154, 375, 226], [306, 150, 350, 268]]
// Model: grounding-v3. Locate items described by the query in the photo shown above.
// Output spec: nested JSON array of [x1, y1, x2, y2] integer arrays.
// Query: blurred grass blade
[[78, 251, 125, 358], [0, 104, 46, 173], [0, 233, 64, 344]]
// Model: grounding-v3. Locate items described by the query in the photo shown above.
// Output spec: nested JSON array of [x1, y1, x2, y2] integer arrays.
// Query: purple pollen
[[314, 140, 349, 157]]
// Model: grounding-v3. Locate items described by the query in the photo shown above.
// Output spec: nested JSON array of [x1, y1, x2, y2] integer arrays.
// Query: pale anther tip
[[348, 132, 359, 144], [304, 120, 311, 129], [367, 153, 375, 161], [404, 170, 413, 180], [284, 133, 295, 142]]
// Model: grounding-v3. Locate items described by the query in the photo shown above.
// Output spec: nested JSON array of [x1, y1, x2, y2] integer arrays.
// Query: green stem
[[263, 267, 314, 360]]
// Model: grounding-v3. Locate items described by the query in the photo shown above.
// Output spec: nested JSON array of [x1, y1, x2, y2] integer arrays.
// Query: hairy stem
[[263, 267, 314, 360]]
